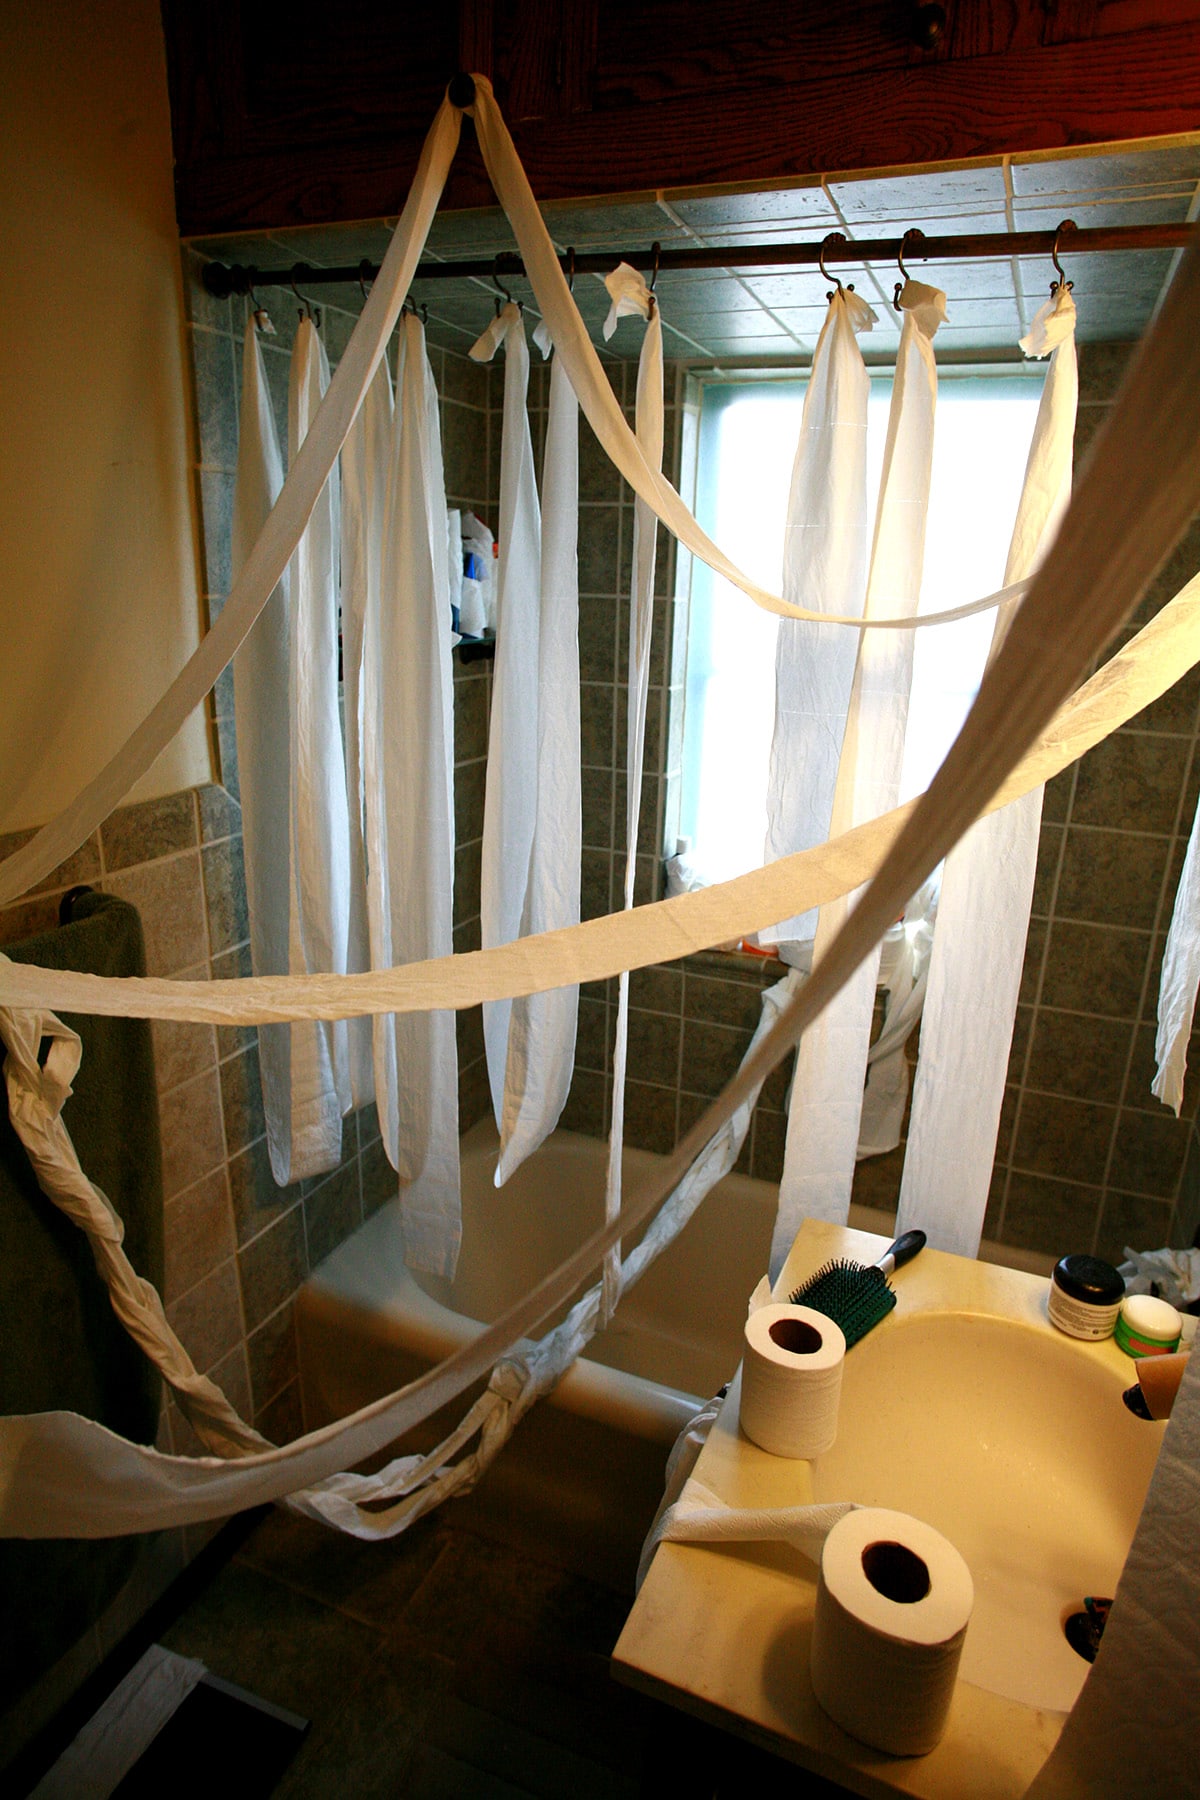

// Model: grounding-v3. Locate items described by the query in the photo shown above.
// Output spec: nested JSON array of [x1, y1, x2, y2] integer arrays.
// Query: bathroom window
[[674, 369, 1046, 887]]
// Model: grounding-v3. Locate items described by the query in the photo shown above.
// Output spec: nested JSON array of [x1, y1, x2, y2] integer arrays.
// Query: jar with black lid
[[1047, 1254, 1125, 1341]]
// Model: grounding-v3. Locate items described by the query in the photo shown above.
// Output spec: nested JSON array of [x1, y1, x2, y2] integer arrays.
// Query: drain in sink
[[1063, 1595, 1113, 1662]]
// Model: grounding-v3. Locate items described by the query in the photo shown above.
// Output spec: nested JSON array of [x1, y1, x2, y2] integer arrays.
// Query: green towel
[[0, 890, 164, 1702]]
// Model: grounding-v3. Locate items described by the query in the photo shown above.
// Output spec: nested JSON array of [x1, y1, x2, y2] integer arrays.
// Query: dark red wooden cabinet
[[160, 0, 1200, 234]]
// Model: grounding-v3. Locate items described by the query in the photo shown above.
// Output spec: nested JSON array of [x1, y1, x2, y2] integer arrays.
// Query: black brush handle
[[875, 1230, 926, 1277]]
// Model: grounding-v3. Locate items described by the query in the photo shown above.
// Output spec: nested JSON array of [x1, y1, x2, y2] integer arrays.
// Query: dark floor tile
[[238, 1505, 451, 1629], [389, 1531, 626, 1671], [422, 1692, 635, 1800], [272, 1651, 453, 1800], [160, 1562, 382, 1723], [450, 1632, 651, 1778], [406, 1740, 535, 1799]]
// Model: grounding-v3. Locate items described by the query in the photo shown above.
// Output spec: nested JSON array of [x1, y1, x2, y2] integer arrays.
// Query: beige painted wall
[[0, 0, 212, 835]]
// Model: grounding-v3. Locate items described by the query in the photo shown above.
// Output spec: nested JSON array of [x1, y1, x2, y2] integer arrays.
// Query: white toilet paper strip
[[637, 1475, 859, 1593], [771, 277, 943, 1274], [473, 302, 543, 1127], [761, 283, 872, 949], [288, 319, 354, 1125], [4, 571, 1200, 1030], [366, 312, 461, 1277], [230, 317, 325, 1189], [603, 266, 663, 1324], [337, 352, 391, 1111], [495, 340, 583, 1185], [897, 285, 1078, 1257]]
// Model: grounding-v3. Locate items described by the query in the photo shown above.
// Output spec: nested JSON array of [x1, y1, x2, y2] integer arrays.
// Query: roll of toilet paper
[[739, 1304, 845, 1459], [811, 1507, 974, 1757]]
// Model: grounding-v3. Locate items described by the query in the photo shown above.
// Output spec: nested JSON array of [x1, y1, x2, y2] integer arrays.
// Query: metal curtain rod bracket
[[201, 221, 1194, 298]]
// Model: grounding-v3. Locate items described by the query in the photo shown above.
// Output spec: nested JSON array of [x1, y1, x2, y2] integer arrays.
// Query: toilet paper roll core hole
[[861, 1540, 932, 1605], [768, 1318, 825, 1355]]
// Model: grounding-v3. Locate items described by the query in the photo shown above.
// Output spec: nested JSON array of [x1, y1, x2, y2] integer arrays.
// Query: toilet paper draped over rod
[[200, 219, 1193, 300]]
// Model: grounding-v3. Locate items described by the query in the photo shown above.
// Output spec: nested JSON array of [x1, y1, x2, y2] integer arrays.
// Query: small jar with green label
[[1114, 1293, 1183, 1358]]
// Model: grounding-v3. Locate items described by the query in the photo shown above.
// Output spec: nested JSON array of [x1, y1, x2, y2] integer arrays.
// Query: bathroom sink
[[615, 1223, 1164, 1797], [810, 1309, 1165, 1712]]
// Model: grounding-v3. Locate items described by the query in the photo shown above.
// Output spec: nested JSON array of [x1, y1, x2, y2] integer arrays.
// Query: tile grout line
[[999, 753, 1080, 1244]]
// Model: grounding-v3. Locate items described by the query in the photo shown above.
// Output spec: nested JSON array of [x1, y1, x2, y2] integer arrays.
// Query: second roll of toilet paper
[[811, 1506, 974, 1756], [739, 1303, 845, 1458]]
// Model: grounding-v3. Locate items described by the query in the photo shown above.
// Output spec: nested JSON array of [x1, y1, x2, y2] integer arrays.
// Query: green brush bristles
[[787, 1258, 897, 1349]]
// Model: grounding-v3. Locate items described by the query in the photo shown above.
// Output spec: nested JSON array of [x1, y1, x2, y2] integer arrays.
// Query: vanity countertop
[[611, 1219, 1146, 1800]]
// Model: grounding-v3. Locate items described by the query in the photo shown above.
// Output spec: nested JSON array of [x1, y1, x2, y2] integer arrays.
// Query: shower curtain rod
[[200, 220, 1192, 299]]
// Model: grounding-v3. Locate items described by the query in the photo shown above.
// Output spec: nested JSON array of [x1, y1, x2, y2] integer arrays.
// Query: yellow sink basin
[[810, 1302, 1165, 1711]]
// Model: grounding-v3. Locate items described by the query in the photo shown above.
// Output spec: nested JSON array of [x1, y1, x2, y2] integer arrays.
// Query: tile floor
[[158, 1506, 853, 1798]]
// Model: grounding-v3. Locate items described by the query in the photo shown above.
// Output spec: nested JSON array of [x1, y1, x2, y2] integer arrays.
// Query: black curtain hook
[[565, 246, 576, 292], [290, 269, 320, 328], [358, 257, 374, 302], [893, 227, 926, 311], [818, 231, 851, 301], [1051, 219, 1077, 295], [649, 241, 661, 292], [491, 258, 513, 314]]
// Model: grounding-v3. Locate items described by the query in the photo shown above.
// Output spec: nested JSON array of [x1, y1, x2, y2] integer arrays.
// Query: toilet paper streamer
[[811, 1506, 974, 1757], [739, 1304, 846, 1459]]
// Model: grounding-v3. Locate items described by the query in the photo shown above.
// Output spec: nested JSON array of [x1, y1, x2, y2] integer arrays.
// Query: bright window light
[[678, 373, 1045, 887]]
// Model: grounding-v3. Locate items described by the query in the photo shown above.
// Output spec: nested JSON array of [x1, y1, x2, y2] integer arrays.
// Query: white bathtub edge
[[304, 1198, 697, 1448]]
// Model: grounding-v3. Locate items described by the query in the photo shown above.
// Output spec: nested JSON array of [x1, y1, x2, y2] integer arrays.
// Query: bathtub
[[296, 1118, 1048, 1587]]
